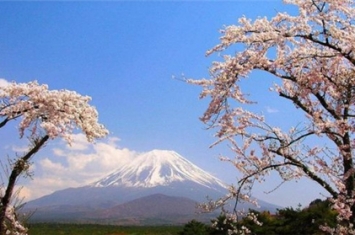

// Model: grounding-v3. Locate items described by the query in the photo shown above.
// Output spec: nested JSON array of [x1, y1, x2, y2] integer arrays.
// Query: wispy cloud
[[21, 134, 138, 201], [265, 106, 279, 113]]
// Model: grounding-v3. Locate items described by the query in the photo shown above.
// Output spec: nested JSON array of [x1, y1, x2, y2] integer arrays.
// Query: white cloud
[[14, 186, 32, 203], [21, 134, 138, 201], [265, 106, 279, 113], [40, 158, 66, 173], [11, 145, 29, 154], [52, 148, 65, 157], [68, 133, 90, 151]]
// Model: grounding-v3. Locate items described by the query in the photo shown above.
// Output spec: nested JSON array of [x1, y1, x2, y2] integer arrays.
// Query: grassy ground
[[27, 223, 182, 235]]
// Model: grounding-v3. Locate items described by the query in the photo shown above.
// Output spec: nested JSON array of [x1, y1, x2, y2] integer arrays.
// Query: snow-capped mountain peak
[[91, 149, 226, 189]]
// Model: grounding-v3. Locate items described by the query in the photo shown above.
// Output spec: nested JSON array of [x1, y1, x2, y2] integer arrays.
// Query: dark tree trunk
[[0, 135, 49, 235]]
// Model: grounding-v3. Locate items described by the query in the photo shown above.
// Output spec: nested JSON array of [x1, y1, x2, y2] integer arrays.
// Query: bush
[[179, 219, 209, 235]]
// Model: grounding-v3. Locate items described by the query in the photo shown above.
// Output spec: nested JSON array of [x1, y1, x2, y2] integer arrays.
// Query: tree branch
[[0, 135, 49, 235], [270, 148, 338, 198]]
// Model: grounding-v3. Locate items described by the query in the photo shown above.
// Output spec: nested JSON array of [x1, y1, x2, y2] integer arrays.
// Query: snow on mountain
[[23, 149, 281, 224], [91, 149, 227, 189]]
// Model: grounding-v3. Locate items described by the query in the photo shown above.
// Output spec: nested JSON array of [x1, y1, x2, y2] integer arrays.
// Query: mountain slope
[[90, 193, 219, 225], [96, 193, 198, 218], [28, 194, 216, 225], [26, 150, 228, 208], [24, 149, 280, 224], [91, 150, 226, 190]]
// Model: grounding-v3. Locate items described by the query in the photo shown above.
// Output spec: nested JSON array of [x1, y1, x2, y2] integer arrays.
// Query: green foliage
[[189, 199, 337, 235], [27, 223, 182, 235], [236, 199, 337, 235], [178, 220, 209, 235]]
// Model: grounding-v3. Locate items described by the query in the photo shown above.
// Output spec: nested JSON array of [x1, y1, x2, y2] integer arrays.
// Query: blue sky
[[0, 1, 327, 208]]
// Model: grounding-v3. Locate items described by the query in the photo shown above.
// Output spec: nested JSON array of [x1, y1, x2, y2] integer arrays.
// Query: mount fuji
[[92, 149, 227, 190], [24, 150, 279, 224]]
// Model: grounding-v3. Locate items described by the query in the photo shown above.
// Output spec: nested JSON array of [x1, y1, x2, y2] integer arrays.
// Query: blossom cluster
[[4, 206, 27, 235], [0, 81, 108, 143]]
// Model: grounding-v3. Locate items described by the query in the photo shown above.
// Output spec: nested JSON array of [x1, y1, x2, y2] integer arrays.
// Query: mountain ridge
[[91, 149, 227, 190], [24, 149, 281, 225]]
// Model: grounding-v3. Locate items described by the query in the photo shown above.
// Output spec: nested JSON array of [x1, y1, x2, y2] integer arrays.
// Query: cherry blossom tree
[[0, 81, 108, 235], [189, 0, 355, 234]]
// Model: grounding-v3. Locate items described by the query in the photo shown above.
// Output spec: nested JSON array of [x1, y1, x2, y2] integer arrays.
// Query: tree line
[[180, 199, 337, 235]]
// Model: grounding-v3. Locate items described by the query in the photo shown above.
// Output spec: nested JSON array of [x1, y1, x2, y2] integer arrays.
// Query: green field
[[27, 223, 182, 235]]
